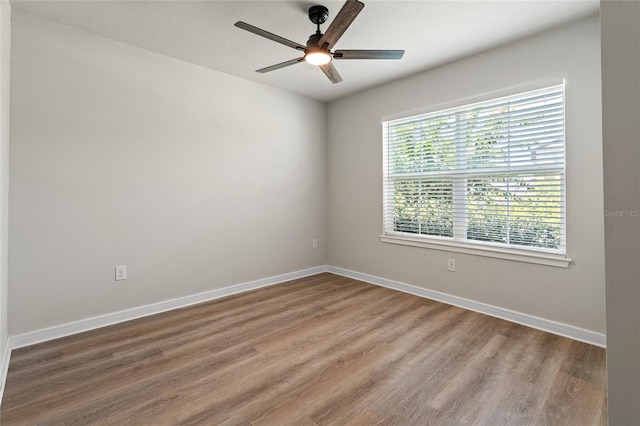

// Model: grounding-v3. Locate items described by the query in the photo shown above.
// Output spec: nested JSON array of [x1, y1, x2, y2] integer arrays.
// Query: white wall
[[328, 17, 605, 333], [601, 1, 640, 423], [9, 12, 327, 335]]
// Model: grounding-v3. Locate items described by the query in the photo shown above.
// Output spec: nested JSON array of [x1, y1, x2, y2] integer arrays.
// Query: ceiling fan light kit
[[305, 50, 332, 66], [234, 0, 404, 84]]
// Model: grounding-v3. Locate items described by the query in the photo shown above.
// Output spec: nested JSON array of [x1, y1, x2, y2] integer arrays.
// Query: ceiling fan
[[234, 0, 404, 84]]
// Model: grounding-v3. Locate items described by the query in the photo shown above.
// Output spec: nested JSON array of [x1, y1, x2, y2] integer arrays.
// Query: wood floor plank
[[540, 371, 607, 426], [370, 315, 505, 424], [465, 332, 568, 425], [82, 304, 387, 422], [560, 339, 608, 387], [122, 289, 411, 423], [0, 273, 607, 425]]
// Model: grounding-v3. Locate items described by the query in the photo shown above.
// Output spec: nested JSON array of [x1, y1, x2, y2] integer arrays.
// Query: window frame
[[380, 83, 571, 268]]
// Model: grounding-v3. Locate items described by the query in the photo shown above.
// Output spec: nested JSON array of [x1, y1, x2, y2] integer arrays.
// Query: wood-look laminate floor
[[1, 273, 607, 425]]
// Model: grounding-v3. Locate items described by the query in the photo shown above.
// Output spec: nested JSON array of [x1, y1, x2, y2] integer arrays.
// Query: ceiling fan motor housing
[[307, 32, 323, 49], [308, 5, 329, 25]]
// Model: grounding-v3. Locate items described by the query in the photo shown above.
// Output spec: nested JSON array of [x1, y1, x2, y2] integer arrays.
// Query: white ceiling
[[10, 0, 599, 102]]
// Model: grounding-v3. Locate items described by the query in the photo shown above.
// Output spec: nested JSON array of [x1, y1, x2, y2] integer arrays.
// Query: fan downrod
[[308, 5, 329, 26]]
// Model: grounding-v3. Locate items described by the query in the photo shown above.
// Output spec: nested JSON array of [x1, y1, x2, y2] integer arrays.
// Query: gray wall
[[9, 12, 328, 334], [601, 1, 640, 423], [327, 17, 605, 333], [0, 1, 10, 359]]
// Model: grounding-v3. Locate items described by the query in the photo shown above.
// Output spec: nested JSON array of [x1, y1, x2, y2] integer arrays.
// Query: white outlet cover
[[115, 265, 127, 281], [447, 259, 456, 272]]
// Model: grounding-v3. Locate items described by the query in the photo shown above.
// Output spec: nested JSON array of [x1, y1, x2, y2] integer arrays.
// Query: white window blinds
[[382, 84, 566, 254]]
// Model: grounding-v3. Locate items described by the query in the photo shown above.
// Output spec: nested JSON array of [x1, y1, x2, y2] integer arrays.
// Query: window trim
[[380, 233, 571, 268], [380, 82, 570, 267]]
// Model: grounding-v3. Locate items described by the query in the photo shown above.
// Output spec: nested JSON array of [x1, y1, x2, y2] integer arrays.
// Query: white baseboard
[[0, 339, 11, 404], [0, 263, 605, 408], [8, 266, 328, 351], [327, 266, 606, 348], [6, 265, 606, 350]]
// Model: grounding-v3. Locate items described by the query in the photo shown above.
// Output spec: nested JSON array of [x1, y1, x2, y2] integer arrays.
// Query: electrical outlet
[[447, 259, 456, 272], [312, 238, 318, 249], [115, 265, 127, 281]]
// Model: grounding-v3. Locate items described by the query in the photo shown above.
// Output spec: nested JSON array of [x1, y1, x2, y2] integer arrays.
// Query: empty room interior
[[0, 0, 638, 424]]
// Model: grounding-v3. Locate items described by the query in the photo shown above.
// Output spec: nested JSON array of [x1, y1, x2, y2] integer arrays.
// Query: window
[[382, 84, 566, 260]]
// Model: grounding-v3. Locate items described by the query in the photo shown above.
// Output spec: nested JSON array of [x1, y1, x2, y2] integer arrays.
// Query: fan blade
[[333, 50, 404, 60], [317, 0, 364, 50], [257, 57, 305, 73], [319, 62, 343, 84], [235, 22, 306, 52]]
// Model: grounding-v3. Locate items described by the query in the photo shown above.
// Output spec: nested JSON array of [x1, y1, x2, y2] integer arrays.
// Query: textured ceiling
[[10, 0, 599, 102]]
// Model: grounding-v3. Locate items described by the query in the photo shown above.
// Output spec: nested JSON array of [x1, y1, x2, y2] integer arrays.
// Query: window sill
[[380, 234, 571, 268]]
